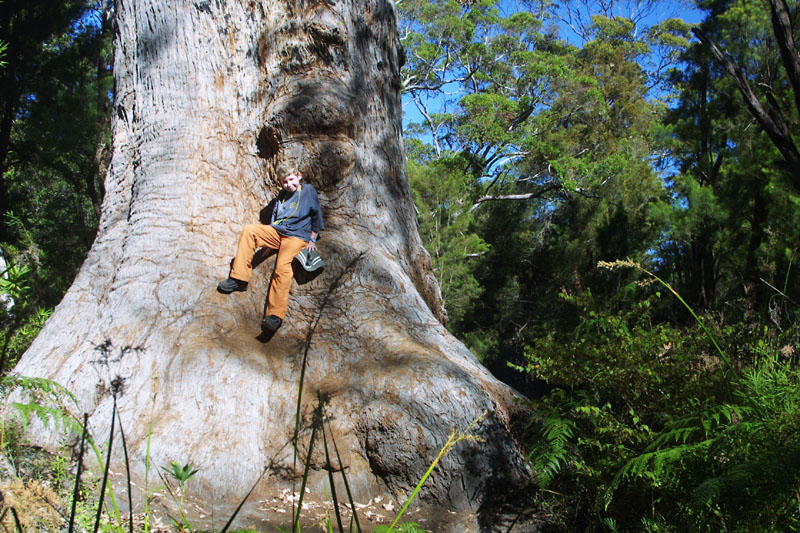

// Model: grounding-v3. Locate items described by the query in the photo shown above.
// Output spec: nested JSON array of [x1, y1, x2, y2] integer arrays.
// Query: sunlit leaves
[[400, 0, 574, 170], [457, 93, 520, 145], [407, 147, 489, 325], [0, 263, 30, 304]]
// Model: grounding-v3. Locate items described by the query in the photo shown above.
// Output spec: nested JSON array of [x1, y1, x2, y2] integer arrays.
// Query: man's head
[[277, 167, 302, 192]]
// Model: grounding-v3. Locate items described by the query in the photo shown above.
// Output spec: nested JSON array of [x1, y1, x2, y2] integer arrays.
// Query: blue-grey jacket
[[270, 183, 324, 241]]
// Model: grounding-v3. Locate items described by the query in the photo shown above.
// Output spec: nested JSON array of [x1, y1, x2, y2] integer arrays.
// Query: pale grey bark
[[13, 0, 530, 529]]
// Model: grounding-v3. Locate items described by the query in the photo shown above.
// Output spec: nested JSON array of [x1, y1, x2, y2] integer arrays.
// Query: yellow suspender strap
[[274, 186, 302, 225]]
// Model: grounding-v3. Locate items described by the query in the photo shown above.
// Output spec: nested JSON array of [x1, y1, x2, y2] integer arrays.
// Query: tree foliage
[[0, 0, 111, 372], [407, 141, 489, 326]]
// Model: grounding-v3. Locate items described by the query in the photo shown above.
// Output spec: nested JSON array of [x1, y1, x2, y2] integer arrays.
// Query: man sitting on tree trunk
[[218, 166, 324, 332]]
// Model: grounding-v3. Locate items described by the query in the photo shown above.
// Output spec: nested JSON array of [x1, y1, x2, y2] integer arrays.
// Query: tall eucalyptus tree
[[13, 0, 530, 527]]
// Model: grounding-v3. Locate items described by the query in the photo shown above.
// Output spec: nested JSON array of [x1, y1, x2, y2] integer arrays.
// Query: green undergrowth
[[517, 264, 800, 531]]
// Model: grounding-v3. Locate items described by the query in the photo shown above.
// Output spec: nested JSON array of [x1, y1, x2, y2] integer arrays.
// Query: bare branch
[[471, 181, 562, 210], [767, 0, 800, 117], [693, 27, 800, 182]]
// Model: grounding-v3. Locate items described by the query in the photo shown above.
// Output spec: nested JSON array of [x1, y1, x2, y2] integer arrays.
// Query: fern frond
[[528, 414, 577, 487], [1, 375, 79, 408], [10, 401, 81, 434], [2, 374, 81, 435]]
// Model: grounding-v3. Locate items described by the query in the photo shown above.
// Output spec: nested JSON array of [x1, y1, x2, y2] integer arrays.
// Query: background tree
[[400, 0, 800, 529], [662, 0, 800, 316], [0, 0, 108, 241], [0, 1, 111, 374], [407, 141, 489, 326], [399, 0, 689, 354], [693, 0, 800, 181]]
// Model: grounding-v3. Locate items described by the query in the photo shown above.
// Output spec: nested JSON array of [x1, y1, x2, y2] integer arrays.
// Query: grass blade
[[294, 420, 318, 532], [387, 411, 486, 532], [94, 397, 117, 533], [387, 432, 455, 532], [598, 260, 738, 379], [115, 402, 134, 533], [291, 319, 312, 531], [328, 418, 361, 533], [68, 413, 89, 533], [320, 409, 343, 533], [10, 507, 23, 531], [143, 420, 153, 533], [220, 463, 270, 533]]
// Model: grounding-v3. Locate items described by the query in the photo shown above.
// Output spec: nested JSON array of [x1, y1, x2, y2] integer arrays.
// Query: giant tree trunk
[[13, 0, 530, 529]]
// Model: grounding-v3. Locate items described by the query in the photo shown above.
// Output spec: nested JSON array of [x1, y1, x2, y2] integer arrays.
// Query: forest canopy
[[398, 0, 800, 529], [2, 0, 800, 530]]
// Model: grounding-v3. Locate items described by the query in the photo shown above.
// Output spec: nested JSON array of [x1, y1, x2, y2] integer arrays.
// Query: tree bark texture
[[13, 0, 530, 529]]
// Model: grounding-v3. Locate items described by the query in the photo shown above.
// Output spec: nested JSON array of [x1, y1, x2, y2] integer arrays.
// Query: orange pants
[[230, 224, 308, 319]]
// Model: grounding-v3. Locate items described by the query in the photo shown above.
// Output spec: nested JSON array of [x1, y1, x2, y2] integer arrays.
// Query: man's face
[[280, 173, 302, 192]]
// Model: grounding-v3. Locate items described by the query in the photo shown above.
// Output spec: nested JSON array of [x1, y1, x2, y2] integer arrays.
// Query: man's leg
[[266, 236, 308, 319], [230, 224, 282, 282]]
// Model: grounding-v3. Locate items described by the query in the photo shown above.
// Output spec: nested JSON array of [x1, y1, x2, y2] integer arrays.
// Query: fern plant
[[525, 390, 577, 488], [613, 354, 800, 530], [0, 374, 82, 450]]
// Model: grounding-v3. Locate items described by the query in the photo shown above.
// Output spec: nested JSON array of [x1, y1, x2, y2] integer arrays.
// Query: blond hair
[[275, 162, 301, 179]]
